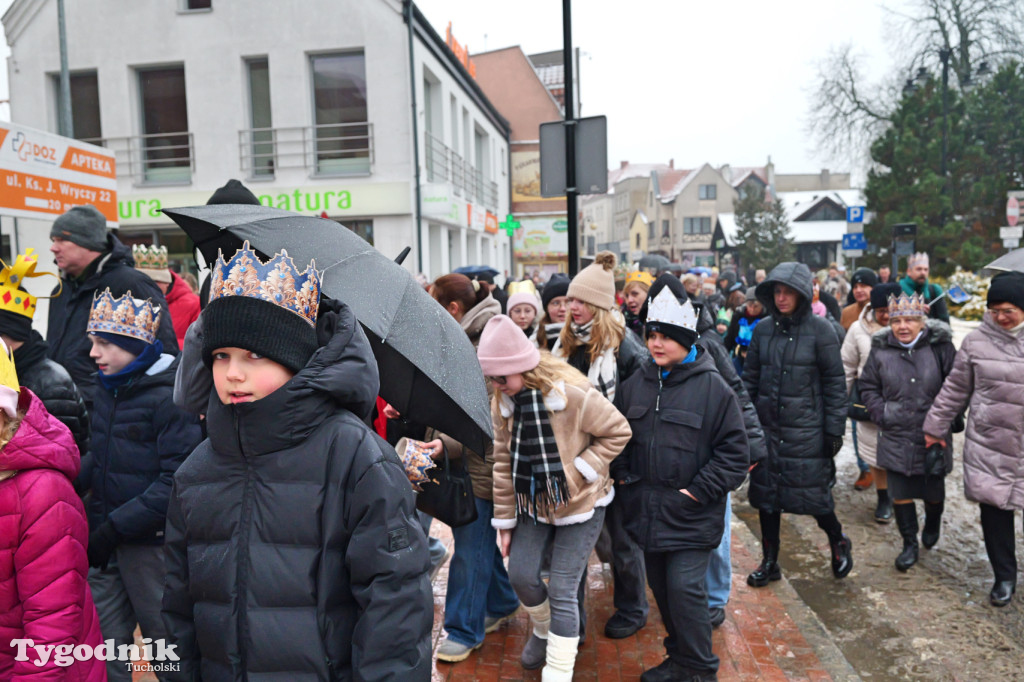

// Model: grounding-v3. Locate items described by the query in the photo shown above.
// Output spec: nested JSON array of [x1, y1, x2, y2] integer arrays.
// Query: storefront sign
[[0, 121, 117, 225], [117, 181, 411, 226], [485, 211, 498, 234], [445, 23, 477, 78], [468, 203, 486, 231], [512, 151, 562, 203], [513, 216, 569, 259]]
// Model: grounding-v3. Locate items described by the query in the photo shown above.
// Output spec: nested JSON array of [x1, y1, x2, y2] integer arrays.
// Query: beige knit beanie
[[568, 251, 617, 310]]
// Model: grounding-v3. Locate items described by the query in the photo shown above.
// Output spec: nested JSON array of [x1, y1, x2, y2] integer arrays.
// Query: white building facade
[[2, 0, 509, 284]]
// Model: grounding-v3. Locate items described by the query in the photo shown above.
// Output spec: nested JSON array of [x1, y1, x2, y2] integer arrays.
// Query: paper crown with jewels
[[907, 252, 929, 269], [0, 248, 60, 320], [887, 292, 929, 318], [133, 244, 172, 284], [87, 289, 162, 345], [208, 241, 321, 327]]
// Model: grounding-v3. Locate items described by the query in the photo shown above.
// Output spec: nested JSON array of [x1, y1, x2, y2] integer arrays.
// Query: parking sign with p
[[846, 206, 865, 223]]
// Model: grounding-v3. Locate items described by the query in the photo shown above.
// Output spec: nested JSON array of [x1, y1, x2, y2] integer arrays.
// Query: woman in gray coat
[[860, 293, 955, 572], [924, 272, 1024, 607]]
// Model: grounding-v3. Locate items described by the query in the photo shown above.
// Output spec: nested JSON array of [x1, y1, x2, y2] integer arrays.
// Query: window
[[341, 219, 373, 245], [246, 58, 273, 177], [52, 71, 101, 141], [699, 184, 717, 200], [684, 217, 712, 234], [184, 0, 211, 9], [311, 52, 369, 175], [662, 220, 670, 238], [648, 220, 655, 240], [138, 66, 190, 183]]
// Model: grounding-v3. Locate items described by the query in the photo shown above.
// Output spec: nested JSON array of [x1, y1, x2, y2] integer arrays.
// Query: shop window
[[246, 58, 274, 177], [336, 219, 373, 246]]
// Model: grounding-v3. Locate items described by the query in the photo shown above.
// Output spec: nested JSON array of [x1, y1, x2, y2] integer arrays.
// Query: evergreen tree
[[733, 188, 795, 272]]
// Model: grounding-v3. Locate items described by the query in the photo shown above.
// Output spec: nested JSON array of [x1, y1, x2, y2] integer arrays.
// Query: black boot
[[894, 503, 919, 572], [829, 534, 853, 579], [747, 542, 781, 587], [921, 501, 944, 549], [874, 489, 893, 524]]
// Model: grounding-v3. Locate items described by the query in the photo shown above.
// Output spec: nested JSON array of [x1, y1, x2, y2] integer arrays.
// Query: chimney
[[620, 160, 629, 169], [669, 158, 674, 169], [766, 156, 775, 192], [820, 168, 831, 188]]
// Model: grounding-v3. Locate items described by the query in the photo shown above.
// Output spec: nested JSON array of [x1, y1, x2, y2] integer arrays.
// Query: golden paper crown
[[208, 241, 321, 327], [0, 339, 18, 395], [625, 270, 654, 289], [133, 244, 172, 284], [887, 292, 928, 318], [0, 248, 60, 320], [507, 280, 538, 296], [87, 289, 162, 345]]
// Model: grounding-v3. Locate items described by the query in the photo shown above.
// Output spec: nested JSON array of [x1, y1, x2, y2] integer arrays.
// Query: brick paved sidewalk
[[429, 516, 859, 682]]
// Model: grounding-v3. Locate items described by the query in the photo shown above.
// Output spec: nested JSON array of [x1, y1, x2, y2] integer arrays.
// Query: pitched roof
[[716, 188, 866, 247], [607, 162, 673, 191]]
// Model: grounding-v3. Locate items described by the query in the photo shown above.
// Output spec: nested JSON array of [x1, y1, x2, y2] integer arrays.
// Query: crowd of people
[[1, 190, 1023, 682]]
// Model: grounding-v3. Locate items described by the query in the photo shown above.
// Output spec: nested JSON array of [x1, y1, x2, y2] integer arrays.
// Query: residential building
[[1, 0, 510, 300]]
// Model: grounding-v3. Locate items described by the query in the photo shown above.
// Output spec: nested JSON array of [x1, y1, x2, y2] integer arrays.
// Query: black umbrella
[[983, 248, 1024, 275], [637, 254, 671, 271], [453, 265, 500, 278], [164, 204, 492, 454]]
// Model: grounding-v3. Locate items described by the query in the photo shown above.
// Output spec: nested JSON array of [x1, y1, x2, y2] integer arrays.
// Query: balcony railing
[[238, 122, 374, 178], [83, 132, 194, 185], [424, 131, 498, 211]]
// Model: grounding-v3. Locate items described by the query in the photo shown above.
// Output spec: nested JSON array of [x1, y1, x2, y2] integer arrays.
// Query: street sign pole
[[562, 0, 578, 277]]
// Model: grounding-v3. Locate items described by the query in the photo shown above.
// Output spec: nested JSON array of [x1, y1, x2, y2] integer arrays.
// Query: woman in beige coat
[[841, 283, 899, 522], [479, 315, 630, 682], [924, 272, 1024, 607]]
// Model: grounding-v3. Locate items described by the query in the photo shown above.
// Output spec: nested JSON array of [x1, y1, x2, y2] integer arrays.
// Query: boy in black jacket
[[614, 287, 748, 682], [161, 242, 431, 681], [82, 288, 201, 682]]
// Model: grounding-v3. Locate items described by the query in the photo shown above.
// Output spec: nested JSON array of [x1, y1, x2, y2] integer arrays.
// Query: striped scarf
[[511, 389, 570, 521]]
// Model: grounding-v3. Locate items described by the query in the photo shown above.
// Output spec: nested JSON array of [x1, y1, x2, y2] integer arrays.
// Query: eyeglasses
[[488, 375, 507, 385], [988, 306, 1021, 318]]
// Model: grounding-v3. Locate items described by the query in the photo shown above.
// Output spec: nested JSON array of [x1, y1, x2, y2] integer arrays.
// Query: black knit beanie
[[987, 271, 1024, 311], [871, 283, 903, 309], [201, 295, 318, 373], [0, 305, 32, 342], [850, 267, 879, 288], [541, 273, 571, 311]]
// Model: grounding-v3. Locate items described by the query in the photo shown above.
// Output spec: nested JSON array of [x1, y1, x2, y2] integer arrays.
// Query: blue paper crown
[[208, 241, 321, 327], [87, 288, 161, 345]]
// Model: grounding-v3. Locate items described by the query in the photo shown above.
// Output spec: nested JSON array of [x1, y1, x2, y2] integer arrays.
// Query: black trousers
[[645, 548, 717, 674], [759, 509, 844, 546], [980, 503, 1019, 582]]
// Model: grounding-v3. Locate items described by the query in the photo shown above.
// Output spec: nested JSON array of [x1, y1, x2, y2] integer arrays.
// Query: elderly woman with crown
[[859, 292, 956, 574]]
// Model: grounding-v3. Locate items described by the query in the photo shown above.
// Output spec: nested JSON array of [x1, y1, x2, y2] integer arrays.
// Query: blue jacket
[[84, 353, 202, 543]]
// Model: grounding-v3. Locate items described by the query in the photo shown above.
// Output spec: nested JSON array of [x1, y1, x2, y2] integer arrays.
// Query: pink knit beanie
[[477, 315, 541, 376], [506, 291, 540, 316], [567, 251, 616, 310]]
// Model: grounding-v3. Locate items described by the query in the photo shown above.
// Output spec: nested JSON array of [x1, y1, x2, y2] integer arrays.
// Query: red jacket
[[0, 389, 105, 681], [166, 270, 201, 348]]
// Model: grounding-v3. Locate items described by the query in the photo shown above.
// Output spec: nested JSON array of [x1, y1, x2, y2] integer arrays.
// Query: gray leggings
[[507, 507, 606, 638]]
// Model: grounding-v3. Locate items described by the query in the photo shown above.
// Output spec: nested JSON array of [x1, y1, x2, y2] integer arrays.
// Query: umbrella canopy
[[453, 265, 499, 279], [688, 266, 713, 276], [637, 254, 671, 270], [665, 263, 685, 273], [164, 204, 492, 454], [983, 248, 1024, 276]]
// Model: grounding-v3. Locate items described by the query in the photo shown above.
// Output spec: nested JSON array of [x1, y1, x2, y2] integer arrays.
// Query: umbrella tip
[[395, 246, 412, 265]]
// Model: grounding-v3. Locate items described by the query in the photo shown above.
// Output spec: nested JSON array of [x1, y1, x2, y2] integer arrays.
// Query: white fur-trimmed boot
[[520, 600, 550, 670], [541, 632, 580, 682]]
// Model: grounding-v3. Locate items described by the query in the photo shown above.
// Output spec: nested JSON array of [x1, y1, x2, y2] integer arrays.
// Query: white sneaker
[[436, 636, 482, 663], [484, 605, 521, 633]]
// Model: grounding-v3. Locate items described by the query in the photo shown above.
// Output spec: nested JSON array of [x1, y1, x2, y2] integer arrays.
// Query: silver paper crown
[[887, 292, 928, 318], [647, 287, 698, 332], [208, 241, 321, 327], [87, 288, 162, 345]]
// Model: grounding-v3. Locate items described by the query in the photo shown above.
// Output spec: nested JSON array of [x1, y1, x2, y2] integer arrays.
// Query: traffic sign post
[[842, 233, 867, 251], [1008, 196, 1020, 227]]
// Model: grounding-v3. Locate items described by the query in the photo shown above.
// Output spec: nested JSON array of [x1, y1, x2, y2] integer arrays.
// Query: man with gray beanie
[[47, 204, 178, 409]]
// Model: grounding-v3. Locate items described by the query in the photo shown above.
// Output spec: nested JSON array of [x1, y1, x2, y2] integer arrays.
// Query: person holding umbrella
[[481, 315, 630, 679], [427, 274, 522, 663], [924, 271, 1024, 606]]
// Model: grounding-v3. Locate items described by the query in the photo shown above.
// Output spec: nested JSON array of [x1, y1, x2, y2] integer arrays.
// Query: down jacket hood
[[206, 298, 379, 457], [0, 389, 79, 478], [755, 262, 814, 317]]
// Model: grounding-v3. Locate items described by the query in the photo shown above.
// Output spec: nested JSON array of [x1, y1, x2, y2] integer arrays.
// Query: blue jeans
[[852, 417, 869, 473], [444, 498, 520, 647], [705, 493, 732, 609]]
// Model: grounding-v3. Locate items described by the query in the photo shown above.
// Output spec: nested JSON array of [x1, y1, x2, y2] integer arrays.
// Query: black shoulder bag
[[416, 444, 479, 528]]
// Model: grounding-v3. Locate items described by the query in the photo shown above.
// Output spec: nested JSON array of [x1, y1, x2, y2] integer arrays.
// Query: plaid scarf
[[511, 389, 570, 521]]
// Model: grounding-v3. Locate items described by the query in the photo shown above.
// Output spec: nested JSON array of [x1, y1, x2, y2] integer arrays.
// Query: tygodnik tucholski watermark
[[10, 637, 181, 673]]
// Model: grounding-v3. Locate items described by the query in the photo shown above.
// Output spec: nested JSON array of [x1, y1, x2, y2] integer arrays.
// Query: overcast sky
[[0, 0, 905, 180]]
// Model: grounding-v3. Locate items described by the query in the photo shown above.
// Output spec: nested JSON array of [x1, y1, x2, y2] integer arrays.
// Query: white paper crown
[[908, 252, 929, 268], [647, 287, 698, 332]]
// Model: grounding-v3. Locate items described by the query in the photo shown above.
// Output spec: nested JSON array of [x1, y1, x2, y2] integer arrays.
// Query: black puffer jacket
[[47, 234, 178, 409], [84, 354, 201, 543], [743, 262, 847, 515], [859, 320, 956, 476], [612, 349, 749, 551], [162, 303, 432, 682], [13, 330, 89, 457]]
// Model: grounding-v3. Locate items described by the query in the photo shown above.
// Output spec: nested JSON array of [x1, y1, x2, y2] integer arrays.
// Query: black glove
[[87, 522, 120, 570], [825, 435, 844, 458]]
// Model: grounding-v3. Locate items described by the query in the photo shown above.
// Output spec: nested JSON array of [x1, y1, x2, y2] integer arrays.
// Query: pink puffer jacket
[[924, 314, 1024, 510], [0, 389, 105, 681]]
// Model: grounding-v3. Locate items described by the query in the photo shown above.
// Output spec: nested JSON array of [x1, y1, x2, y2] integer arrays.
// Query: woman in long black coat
[[742, 262, 852, 586], [860, 296, 956, 572]]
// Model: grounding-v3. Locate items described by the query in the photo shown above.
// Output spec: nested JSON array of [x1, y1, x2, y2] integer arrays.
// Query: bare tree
[[808, 0, 1024, 168]]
